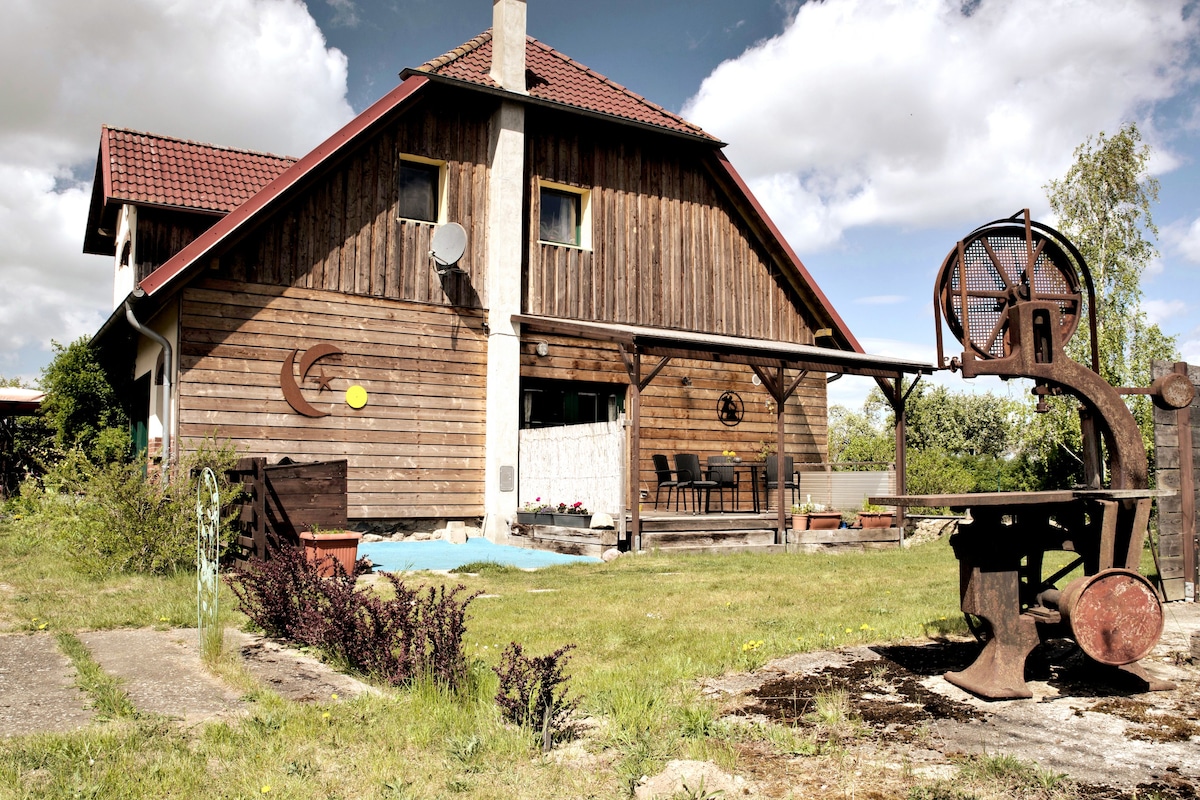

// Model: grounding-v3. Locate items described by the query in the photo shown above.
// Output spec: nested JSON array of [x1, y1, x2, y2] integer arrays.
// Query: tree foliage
[[0, 375, 52, 500], [37, 337, 129, 463], [1040, 123, 1178, 476], [830, 382, 1038, 497]]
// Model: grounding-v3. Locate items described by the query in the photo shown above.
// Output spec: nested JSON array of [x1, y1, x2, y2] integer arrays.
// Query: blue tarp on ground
[[359, 538, 601, 572]]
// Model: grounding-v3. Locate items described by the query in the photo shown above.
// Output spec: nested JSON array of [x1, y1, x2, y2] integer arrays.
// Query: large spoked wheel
[[936, 224, 1083, 359]]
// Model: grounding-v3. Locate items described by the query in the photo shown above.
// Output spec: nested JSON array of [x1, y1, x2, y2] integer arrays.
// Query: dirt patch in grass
[[695, 605, 1200, 799], [741, 650, 981, 734]]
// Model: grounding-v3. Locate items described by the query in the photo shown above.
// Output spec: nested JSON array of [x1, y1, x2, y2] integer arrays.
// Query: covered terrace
[[514, 315, 936, 549]]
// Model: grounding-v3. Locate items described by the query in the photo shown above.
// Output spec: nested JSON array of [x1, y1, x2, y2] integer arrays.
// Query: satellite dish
[[430, 222, 467, 274]]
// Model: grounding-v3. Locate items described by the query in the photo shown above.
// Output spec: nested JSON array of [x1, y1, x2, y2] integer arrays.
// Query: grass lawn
[[1, 516, 1038, 799]]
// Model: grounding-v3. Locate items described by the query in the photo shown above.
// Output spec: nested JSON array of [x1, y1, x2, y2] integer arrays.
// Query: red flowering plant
[[556, 501, 589, 515]]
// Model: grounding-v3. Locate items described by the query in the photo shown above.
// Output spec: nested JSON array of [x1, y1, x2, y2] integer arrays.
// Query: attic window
[[538, 181, 591, 249], [398, 156, 446, 223]]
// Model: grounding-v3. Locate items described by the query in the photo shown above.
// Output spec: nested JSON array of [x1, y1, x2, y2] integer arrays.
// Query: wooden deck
[[508, 509, 903, 559]]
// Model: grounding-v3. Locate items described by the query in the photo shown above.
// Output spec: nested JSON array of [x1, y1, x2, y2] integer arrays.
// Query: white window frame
[[397, 154, 448, 225], [537, 179, 592, 251]]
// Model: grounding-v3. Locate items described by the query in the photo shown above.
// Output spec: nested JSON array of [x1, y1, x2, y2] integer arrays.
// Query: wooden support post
[[630, 352, 642, 552], [894, 378, 907, 530], [776, 361, 786, 544]]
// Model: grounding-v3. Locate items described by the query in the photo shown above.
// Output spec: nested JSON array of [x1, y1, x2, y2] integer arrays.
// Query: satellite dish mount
[[430, 222, 468, 275]]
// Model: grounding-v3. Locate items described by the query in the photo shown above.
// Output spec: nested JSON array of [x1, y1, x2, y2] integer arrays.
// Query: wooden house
[[84, 0, 930, 543]]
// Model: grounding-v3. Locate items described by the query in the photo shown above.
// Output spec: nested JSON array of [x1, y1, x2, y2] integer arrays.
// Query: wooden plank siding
[[524, 110, 822, 343], [211, 91, 493, 309], [136, 210, 217, 283], [176, 278, 487, 519], [161, 86, 835, 523], [519, 335, 828, 503]]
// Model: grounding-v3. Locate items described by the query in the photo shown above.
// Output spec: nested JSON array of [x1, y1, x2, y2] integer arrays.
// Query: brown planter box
[[857, 512, 893, 529], [808, 512, 842, 530], [299, 530, 362, 577]]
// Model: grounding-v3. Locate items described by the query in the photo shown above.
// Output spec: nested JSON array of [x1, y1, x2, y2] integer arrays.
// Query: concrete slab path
[[0, 633, 93, 737], [3, 627, 374, 737], [78, 629, 245, 725]]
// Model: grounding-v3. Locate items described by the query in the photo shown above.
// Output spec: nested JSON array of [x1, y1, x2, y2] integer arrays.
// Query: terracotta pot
[[791, 513, 809, 531], [299, 530, 362, 577], [858, 512, 893, 529], [808, 512, 842, 530]]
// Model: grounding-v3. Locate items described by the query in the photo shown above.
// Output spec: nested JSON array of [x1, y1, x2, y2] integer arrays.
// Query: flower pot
[[299, 530, 362, 577], [808, 511, 842, 530], [858, 512, 893, 529], [791, 513, 809, 531], [516, 512, 537, 524], [554, 513, 591, 528]]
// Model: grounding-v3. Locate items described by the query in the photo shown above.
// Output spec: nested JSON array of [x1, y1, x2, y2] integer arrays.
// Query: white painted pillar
[[482, 0, 527, 540]]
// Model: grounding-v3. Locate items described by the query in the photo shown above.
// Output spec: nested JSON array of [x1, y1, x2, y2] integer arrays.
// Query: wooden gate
[[1152, 360, 1198, 601], [228, 457, 348, 568]]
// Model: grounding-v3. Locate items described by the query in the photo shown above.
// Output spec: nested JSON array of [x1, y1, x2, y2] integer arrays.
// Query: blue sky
[[2, 0, 1197, 411]]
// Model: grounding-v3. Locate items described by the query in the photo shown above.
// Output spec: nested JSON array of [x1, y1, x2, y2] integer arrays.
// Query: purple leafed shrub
[[494, 642, 579, 749], [226, 542, 479, 689]]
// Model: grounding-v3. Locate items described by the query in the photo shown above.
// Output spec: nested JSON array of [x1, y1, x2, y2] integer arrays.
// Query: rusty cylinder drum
[[1058, 569, 1164, 666]]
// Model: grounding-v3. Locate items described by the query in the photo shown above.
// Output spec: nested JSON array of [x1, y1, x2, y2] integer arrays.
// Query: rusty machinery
[[916, 210, 1193, 699]]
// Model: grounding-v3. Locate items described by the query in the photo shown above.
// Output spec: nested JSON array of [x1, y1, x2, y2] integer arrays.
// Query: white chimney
[[489, 0, 527, 93]]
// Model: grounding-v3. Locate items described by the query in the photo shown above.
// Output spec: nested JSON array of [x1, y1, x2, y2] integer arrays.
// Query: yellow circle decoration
[[345, 385, 368, 409]]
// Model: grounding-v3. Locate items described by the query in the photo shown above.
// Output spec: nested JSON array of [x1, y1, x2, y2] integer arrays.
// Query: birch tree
[[1030, 123, 1178, 484]]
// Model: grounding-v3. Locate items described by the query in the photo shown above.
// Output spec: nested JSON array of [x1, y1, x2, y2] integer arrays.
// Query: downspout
[[125, 298, 172, 483]]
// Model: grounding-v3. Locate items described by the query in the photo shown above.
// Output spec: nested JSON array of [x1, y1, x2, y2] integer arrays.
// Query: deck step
[[635, 516, 775, 533], [641, 543, 787, 556], [640, 529, 776, 549]]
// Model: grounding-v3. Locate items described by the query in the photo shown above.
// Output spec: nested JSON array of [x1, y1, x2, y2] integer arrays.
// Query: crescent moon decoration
[[280, 344, 344, 417], [717, 390, 745, 427]]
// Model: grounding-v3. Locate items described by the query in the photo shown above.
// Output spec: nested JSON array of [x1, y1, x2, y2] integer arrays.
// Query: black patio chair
[[706, 455, 739, 512], [764, 455, 799, 508], [651, 454, 679, 510], [674, 453, 719, 514]]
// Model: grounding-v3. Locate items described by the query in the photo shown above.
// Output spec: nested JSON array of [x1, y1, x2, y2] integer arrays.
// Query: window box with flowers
[[553, 501, 591, 528], [517, 498, 556, 525]]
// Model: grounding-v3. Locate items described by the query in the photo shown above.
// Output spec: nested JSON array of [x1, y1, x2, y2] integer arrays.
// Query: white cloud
[[1164, 216, 1200, 264], [683, 0, 1196, 253], [0, 0, 354, 380], [1181, 328, 1200, 364], [1143, 299, 1187, 325], [326, 0, 361, 28]]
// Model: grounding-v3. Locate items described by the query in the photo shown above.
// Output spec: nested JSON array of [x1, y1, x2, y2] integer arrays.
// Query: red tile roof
[[101, 126, 296, 214], [417, 32, 716, 141]]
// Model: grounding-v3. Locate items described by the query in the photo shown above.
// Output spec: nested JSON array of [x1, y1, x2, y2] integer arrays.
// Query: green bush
[[27, 438, 243, 576]]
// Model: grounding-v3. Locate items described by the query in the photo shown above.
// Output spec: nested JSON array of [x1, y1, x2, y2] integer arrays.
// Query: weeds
[[493, 642, 579, 750], [18, 437, 243, 577], [56, 632, 136, 720]]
